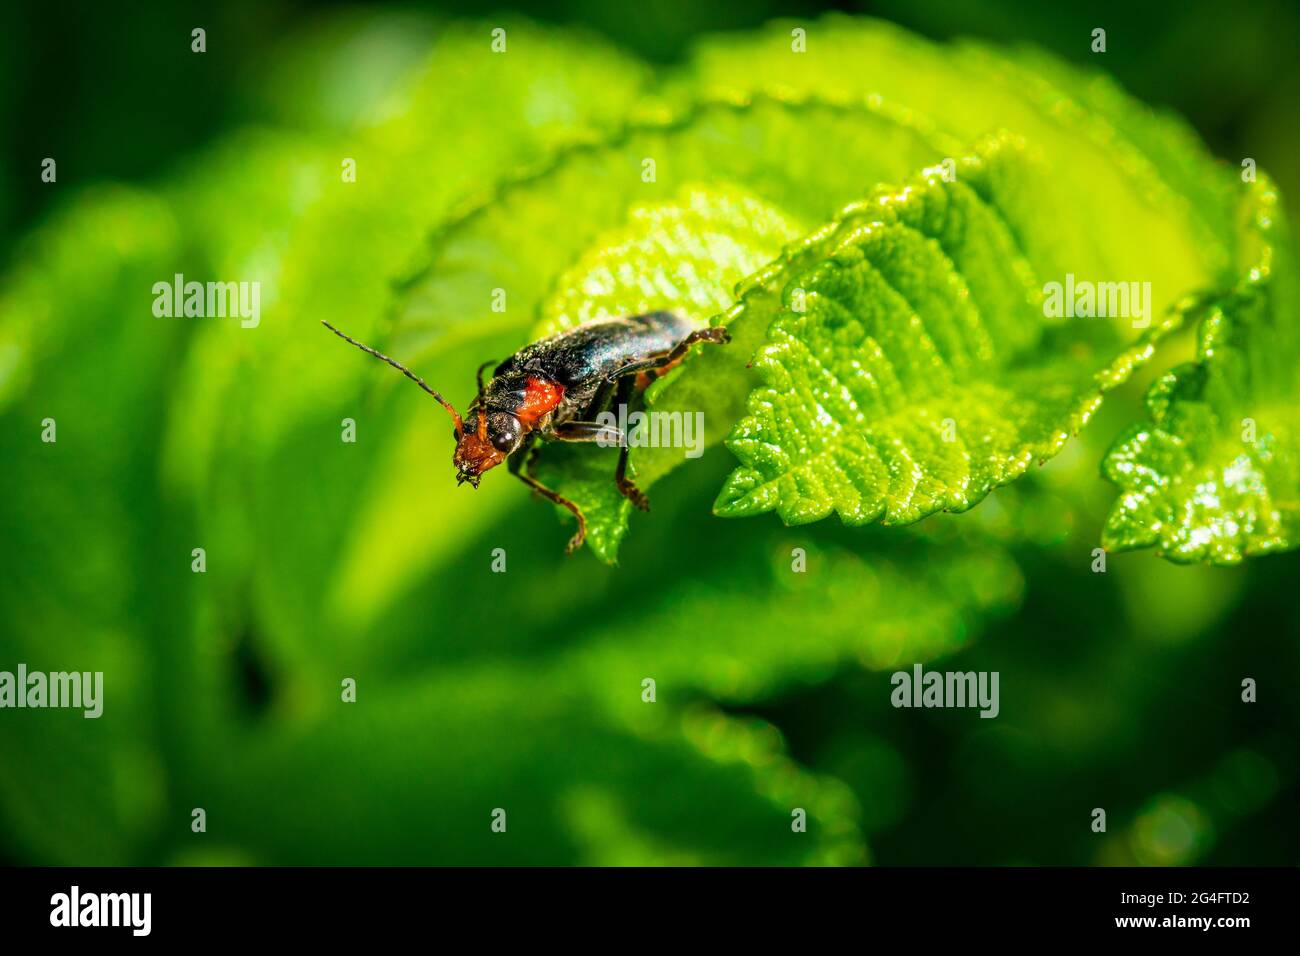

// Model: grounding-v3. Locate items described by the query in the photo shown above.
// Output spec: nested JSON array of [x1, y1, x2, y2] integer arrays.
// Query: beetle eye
[[489, 414, 520, 453]]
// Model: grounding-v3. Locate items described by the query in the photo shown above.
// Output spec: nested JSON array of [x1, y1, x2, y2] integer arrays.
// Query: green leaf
[[393, 94, 952, 360], [1102, 177, 1300, 563], [675, 16, 1234, 275], [535, 184, 809, 338], [708, 142, 1188, 525]]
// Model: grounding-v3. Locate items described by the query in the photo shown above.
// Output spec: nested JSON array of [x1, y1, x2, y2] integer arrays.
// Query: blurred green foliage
[[0, 3, 1297, 866]]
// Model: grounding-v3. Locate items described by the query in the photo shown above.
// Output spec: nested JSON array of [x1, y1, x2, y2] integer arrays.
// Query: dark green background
[[5, 0, 1299, 254]]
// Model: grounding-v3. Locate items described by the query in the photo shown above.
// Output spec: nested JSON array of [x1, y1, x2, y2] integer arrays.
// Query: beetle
[[322, 312, 729, 552]]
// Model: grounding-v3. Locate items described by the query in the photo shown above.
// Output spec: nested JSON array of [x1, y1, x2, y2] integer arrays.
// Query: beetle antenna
[[321, 320, 463, 436]]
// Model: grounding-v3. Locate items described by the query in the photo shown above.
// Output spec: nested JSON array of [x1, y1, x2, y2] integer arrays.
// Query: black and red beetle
[[323, 313, 729, 552]]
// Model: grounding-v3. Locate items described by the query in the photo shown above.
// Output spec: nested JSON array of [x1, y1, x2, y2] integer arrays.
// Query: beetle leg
[[661, 325, 730, 364], [614, 444, 649, 511], [508, 435, 588, 553], [611, 375, 651, 511], [584, 327, 729, 416], [551, 421, 625, 445], [602, 326, 731, 383], [551, 417, 648, 511]]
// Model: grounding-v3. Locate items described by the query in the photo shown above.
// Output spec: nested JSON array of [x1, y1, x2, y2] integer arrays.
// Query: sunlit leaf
[[1103, 178, 1300, 563]]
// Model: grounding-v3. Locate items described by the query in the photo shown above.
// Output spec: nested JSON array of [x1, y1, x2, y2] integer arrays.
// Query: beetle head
[[453, 407, 523, 488], [320, 321, 526, 490]]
